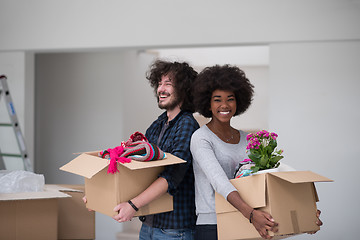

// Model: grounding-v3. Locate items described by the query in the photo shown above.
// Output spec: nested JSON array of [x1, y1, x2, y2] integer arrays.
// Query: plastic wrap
[[0, 170, 45, 193]]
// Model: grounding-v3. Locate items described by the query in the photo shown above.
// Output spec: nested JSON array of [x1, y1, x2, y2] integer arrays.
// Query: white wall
[[232, 66, 269, 132], [269, 41, 360, 239], [1, 1, 359, 51]]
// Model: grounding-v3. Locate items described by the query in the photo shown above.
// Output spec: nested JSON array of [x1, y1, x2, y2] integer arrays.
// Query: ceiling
[[148, 45, 269, 68]]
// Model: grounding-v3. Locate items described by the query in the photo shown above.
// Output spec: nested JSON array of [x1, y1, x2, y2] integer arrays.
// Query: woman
[[190, 65, 279, 240]]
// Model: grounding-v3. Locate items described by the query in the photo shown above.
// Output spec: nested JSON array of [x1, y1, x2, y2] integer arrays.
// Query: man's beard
[[157, 93, 181, 111]]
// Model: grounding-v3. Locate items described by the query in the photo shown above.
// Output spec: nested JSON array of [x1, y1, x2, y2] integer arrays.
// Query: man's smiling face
[[157, 74, 180, 111]]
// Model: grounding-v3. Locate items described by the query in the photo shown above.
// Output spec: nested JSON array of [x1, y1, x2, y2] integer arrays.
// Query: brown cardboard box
[[60, 151, 185, 217], [47, 184, 95, 240], [0, 187, 70, 240], [215, 171, 332, 240]]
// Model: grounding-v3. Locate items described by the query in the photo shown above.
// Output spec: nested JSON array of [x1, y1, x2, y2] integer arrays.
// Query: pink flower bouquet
[[244, 130, 284, 174]]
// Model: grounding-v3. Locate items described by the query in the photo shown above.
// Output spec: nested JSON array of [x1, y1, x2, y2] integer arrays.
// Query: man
[[113, 60, 199, 240]]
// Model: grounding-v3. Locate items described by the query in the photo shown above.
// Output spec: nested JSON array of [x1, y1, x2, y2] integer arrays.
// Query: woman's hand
[[308, 209, 323, 234], [82, 196, 94, 212], [112, 202, 136, 223], [251, 210, 279, 239], [226, 192, 278, 239]]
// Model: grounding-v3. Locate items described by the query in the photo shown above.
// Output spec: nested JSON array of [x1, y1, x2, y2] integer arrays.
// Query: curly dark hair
[[193, 65, 254, 118], [146, 59, 198, 113]]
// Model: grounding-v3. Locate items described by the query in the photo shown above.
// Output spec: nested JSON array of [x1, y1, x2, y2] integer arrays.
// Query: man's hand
[[112, 202, 136, 223], [82, 196, 94, 212], [251, 210, 279, 239], [308, 209, 323, 234]]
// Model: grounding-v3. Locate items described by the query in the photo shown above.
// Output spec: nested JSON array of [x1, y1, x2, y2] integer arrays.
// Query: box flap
[[73, 150, 101, 155], [231, 173, 267, 208], [45, 184, 83, 193], [120, 153, 185, 170], [216, 173, 267, 214], [60, 152, 109, 179], [60, 152, 185, 178], [269, 171, 333, 183], [0, 188, 70, 201]]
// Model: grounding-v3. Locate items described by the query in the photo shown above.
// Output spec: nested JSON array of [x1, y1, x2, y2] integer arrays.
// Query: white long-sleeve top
[[190, 125, 248, 225]]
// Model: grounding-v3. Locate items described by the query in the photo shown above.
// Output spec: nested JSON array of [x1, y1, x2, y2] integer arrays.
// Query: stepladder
[[0, 75, 33, 172]]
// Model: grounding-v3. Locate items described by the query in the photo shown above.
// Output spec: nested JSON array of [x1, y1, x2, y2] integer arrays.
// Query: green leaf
[[266, 140, 277, 155], [271, 155, 283, 163], [249, 151, 261, 158], [248, 152, 261, 164], [259, 155, 268, 167], [269, 139, 277, 148], [269, 156, 284, 167], [251, 166, 260, 173]]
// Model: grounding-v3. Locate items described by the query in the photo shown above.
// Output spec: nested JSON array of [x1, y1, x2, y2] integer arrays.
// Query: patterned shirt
[[145, 110, 199, 229]]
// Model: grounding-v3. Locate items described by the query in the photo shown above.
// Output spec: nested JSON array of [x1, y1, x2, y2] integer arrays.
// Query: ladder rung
[[0, 153, 22, 158], [0, 123, 12, 127]]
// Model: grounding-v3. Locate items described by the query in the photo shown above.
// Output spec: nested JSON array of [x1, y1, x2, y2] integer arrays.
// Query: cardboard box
[[60, 151, 185, 217], [47, 184, 95, 240], [215, 171, 332, 240], [0, 186, 70, 240]]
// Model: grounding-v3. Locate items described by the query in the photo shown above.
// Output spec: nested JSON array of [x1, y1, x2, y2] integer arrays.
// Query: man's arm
[[113, 177, 168, 222]]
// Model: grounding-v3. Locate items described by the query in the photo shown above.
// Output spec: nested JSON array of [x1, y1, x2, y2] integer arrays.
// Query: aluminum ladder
[[0, 75, 33, 171]]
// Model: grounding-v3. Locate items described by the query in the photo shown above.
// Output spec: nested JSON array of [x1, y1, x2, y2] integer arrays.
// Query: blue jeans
[[139, 223, 194, 240]]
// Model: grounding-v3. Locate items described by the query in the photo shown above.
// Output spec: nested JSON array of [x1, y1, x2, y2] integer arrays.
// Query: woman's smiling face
[[210, 89, 237, 123]]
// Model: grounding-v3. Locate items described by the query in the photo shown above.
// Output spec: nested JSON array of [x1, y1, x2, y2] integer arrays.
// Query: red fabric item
[[121, 131, 148, 148]]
